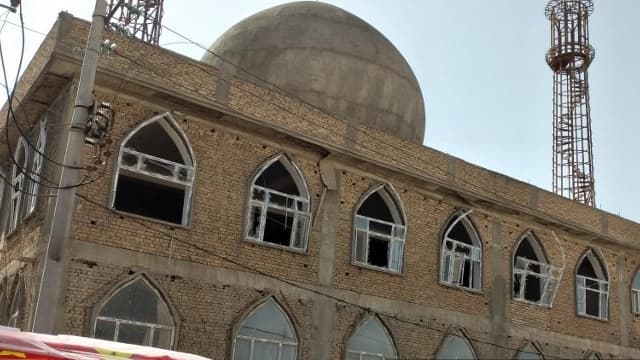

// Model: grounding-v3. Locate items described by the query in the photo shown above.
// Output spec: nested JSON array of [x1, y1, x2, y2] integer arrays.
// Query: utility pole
[[32, 0, 106, 333]]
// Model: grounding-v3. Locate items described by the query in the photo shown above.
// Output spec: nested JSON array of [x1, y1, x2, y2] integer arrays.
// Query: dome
[[202, 1, 425, 144]]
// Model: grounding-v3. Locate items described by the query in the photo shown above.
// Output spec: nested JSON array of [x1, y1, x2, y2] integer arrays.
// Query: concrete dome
[[202, 1, 425, 144]]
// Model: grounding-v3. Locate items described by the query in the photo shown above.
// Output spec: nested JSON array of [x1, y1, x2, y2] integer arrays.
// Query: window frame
[[512, 232, 561, 307], [575, 249, 609, 321], [8, 137, 29, 235], [231, 296, 299, 360], [345, 314, 398, 360], [439, 211, 482, 292], [110, 113, 196, 227], [632, 269, 640, 315], [25, 119, 47, 217], [435, 329, 478, 360], [516, 342, 544, 360], [351, 184, 406, 274], [244, 153, 311, 252], [90, 273, 178, 350]]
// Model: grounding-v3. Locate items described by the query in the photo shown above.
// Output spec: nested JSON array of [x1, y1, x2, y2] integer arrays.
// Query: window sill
[[244, 238, 308, 255], [111, 208, 191, 230], [438, 281, 483, 295], [576, 313, 608, 322], [512, 298, 551, 308], [351, 261, 403, 277]]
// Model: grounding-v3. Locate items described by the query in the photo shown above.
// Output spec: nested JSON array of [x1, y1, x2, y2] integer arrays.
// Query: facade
[[1, 3, 640, 359]]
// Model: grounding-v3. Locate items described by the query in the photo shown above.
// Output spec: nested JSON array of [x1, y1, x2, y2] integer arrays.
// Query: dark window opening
[[256, 161, 299, 195], [523, 275, 541, 302], [263, 209, 293, 246], [460, 261, 472, 288], [114, 175, 184, 224], [358, 191, 394, 222], [125, 122, 184, 163], [368, 236, 389, 267], [514, 238, 544, 302], [585, 288, 600, 317], [447, 217, 473, 245], [578, 258, 598, 278]]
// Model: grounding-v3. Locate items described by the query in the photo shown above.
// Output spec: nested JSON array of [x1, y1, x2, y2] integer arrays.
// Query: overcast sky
[[2, 1, 639, 222]]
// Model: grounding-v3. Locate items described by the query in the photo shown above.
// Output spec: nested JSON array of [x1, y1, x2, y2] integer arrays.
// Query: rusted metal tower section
[[546, 0, 596, 207], [106, 0, 163, 45]]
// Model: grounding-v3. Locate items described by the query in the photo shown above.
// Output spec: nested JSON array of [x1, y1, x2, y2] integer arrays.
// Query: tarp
[[0, 327, 212, 360]]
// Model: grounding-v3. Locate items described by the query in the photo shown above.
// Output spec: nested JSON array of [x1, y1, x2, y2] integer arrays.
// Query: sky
[[1, 1, 639, 222]]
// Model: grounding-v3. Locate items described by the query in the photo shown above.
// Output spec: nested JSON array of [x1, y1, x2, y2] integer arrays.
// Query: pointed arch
[[352, 183, 406, 273], [25, 119, 47, 217], [440, 210, 482, 290], [435, 329, 477, 360], [576, 249, 609, 320], [585, 351, 601, 360], [345, 314, 398, 360], [8, 137, 29, 233], [631, 267, 640, 314], [245, 153, 311, 251], [7, 272, 24, 328], [512, 231, 559, 306], [91, 273, 177, 349], [111, 112, 195, 226], [516, 341, 544, 360], [232, 296, 299, 360]]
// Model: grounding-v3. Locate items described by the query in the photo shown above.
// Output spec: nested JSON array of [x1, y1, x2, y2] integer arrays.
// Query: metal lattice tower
[[546, 0, 596, 207], [106, 0, 163, 45]]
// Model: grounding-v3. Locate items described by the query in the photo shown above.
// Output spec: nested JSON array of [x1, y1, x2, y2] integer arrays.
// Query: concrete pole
[[32, 0, 106, 333]]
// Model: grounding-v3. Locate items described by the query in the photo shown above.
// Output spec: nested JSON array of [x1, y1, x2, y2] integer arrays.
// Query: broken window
[[576, 250, 608, 320], [517, 343, 543, 360], [346, 315, 397, 360], [25, 120, 46, 217], [513, 232, 561, 307], [8, 138, 28, 233], [233, 298, 298, 360], [440, 212, 481, 290], [436, 331, 476, 360], [112, 114, 194, 226], [93, 275, 175, 349], [632, 271, 640, 314], [7, 274, 23, 328], [353, 185, 405, 272], [246, 154, 310, 250]]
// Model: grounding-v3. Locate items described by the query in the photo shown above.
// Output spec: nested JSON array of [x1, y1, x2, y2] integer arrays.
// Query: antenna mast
[[546, 0, 596, 206], [106, 0, 163, 45]]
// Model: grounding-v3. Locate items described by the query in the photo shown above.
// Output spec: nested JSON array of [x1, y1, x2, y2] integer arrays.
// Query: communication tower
[[106, 0, 163, 45], [546, 0, 596, 206]]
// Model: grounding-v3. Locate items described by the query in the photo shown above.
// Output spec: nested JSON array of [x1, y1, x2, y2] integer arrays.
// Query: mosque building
[[1, 2, 639, 359]]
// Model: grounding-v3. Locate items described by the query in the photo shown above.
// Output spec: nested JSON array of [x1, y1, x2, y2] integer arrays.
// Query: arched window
[[517, 342, 543, 360], [246, 154, 310, 250], [346, 315, 397, 360], [440, 211, 481, 290], [586, 352, 601, 360], [25, 119, 46, 216], [632, 271, 640, 314], [436, 331, 477, 360], [576, 250, 608, 320], [112, 113, 195, 226], [513, 232, 560, 306], [232, 298, 298, 360], [93, 275, 176, 349], [353, 185, 405, 272], [8, 137, 28, 233]]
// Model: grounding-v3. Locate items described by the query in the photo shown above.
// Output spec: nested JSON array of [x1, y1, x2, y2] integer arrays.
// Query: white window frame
[[512, 233, 561, 307], [435, 331, 478, 360], [352, 185, 406, 273], [92, 275, 176, 349], [245, 154, 311, 251], [517, 342, 543, 360], [8, 138, 28, 234], [632, 271, 640, 314], [25, 119, 46, 217], [110, 113, 195, 226], [440, 211, 482, 291], [232, 298, 298, 360], [346, 316, 398, 360], [576, 251, 609, 320]]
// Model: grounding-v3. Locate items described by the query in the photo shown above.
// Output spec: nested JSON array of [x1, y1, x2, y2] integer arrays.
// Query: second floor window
[[112, 113, 195, 226], [576, 249, 609, 320], [513, 232, 560, 307], [9, 138, 28, 233], [440, 211, 482, 291]]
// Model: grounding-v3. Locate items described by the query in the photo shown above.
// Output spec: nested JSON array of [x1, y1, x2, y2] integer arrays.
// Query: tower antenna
[[106, 0, 163, 45], [546, 0, 596, 206]]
